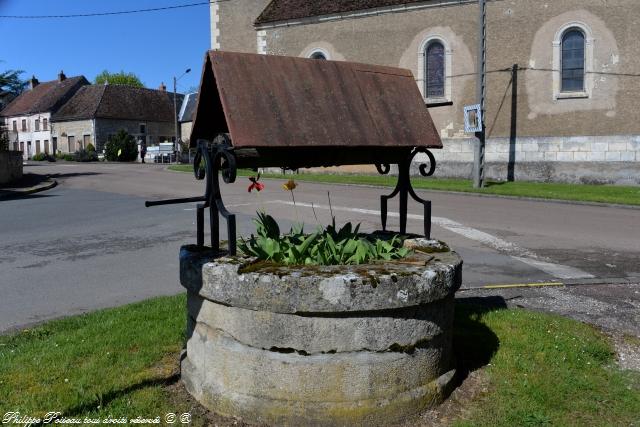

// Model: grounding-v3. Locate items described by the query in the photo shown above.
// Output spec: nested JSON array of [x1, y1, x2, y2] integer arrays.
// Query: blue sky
[[0, 0, 210, 93]]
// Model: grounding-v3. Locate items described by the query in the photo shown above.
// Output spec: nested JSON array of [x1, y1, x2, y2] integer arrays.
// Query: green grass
[[0, 295, 192, 424], [454, 304, 640, 426], [167, 164, 640, 206], [1, 296, 638, 426]]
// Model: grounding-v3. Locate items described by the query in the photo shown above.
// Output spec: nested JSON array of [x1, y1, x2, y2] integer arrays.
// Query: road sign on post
[[473, 0, 487, 188], [464, 104, 483, 133]]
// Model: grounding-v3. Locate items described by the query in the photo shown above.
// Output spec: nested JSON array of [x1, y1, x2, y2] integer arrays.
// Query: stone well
[[179, 239, 462, 426]]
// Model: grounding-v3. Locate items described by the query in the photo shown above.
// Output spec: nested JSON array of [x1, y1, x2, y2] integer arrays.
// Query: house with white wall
[[0, 72, 88, 159], [178, 92, 198, 146]]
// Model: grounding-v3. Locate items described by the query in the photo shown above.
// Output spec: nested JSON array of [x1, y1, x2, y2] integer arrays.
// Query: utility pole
[[173, 68, 191, 161], [473, 0, 487, 188], [173, 76, 178, 156]]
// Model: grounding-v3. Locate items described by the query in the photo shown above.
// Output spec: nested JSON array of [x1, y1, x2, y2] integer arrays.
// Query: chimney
[[58, 70, 66, 82], [158, 82, 167, 91], [29, 75, 39, 90]]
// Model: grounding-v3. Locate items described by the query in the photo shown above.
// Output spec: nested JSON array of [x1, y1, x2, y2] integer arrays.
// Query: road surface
[[0, 162, 638, 333]]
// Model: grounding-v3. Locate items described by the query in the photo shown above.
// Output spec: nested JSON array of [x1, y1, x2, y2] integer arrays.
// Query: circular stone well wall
[[179, 240, 462, 426]]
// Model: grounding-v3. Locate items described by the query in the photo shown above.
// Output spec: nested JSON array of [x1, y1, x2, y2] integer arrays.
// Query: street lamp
[[174, 68, 191, 159]]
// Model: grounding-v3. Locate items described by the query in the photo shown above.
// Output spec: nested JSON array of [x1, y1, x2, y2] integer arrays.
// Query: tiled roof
[[0, 76, 88, 117], [255, 0, 425, 25], [52, 84, 182, 123], [179, 92, 198, 122]]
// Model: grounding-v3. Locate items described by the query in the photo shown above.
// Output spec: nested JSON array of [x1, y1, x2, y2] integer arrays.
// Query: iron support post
[[173, 76, 178, 156]]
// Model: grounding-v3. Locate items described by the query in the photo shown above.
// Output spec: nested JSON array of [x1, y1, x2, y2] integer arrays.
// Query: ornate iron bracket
[[145, 134, 238, 255], [376, 147, 436, 239]]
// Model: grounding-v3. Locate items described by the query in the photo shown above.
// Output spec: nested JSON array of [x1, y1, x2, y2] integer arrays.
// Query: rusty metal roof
[[190, 51, 442, 151]]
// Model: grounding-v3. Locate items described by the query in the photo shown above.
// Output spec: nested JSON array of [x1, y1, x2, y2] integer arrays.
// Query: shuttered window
[[425, 41, 445, 98], [561, 30, 585, 92]]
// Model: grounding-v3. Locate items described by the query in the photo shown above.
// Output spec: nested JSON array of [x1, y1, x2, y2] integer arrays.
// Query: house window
[[561, 29, 585, 92], [20, 141, 24, 152], [12, 120, 17, 131], [425, 41, 445, 98], [21, 119, 26, 131], [139, 123, 146, 134], [43, 118, 48, 130], [83, 134, 90, 149], [35, 140, 41, 154], [44, 139, 49, 154], [35, 119, 40, 131], [68, 135, 75, 152]]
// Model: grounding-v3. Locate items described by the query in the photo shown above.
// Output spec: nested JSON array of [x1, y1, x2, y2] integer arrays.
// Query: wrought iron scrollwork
[[411, 147, 436, 177], [378, 147, 437, 238], [146, 134, 239, 255], [375, 163, 391, 175]]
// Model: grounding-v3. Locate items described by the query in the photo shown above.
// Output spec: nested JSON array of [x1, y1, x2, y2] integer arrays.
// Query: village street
[[0, 162, 639, 337]]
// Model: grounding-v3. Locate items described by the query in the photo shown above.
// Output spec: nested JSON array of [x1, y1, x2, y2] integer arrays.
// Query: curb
[[459, 276, 640, 291], [0, 179, 57, 200]]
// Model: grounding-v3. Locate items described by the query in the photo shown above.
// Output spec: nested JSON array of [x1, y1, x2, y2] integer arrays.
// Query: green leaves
[[238, 213, 410, 266]]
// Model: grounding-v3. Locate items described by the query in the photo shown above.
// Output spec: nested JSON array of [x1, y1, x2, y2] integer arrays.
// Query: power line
[[0, 1, 228, 19]]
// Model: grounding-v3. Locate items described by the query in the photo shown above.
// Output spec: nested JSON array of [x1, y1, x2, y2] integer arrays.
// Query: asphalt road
[[1, 162, 639, 333]]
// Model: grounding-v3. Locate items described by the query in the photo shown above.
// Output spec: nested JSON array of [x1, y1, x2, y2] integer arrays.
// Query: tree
[[0, 68, 27, 97], [94, 70, 144, 87], [105, 130, 138, 162]]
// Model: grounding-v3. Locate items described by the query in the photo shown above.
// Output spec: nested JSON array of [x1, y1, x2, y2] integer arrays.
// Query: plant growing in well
[[238, 212, 410, 266]]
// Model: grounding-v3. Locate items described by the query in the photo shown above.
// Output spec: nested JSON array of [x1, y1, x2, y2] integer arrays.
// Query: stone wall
[[52, 119, 93, 153], [180, 121, 193, 145], [0, 151, 23, 185], [256, 0, 640, 140], [425, 135, 640, 184], [94, 119, 174, 152], [214, 0, 640, 183], [214, 0, 271, 52]]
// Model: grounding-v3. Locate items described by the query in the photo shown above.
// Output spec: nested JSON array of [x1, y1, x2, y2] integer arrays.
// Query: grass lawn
[[1, 294, 638, 426], [167, 164, 640, 206]]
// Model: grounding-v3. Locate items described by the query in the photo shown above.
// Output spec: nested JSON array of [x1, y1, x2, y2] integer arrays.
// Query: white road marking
[[273, 200, 594, 280], [183, 202, 259, 211], [512, 257, 594, 280]]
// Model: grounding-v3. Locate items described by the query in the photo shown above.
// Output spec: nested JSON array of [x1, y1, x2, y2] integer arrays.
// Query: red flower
[[248, 174, 265, 192]]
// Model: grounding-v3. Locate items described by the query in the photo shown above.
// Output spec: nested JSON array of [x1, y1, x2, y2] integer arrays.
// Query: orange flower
[[282, 179, 297, 191]]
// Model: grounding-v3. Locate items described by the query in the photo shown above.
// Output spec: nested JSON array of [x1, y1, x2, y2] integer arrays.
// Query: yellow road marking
[[482, 282, 564, 289]]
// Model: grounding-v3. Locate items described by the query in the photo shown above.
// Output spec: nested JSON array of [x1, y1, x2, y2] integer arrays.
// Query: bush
[[239, 212, 411, 266], [63, 153, 75, 161], [86, 143, 96, 152], [75, 149, 98, 162], [105, 130, 137, 162], [30, 153, 56, 162]]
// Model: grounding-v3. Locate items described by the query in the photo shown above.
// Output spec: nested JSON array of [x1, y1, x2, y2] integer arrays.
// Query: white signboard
[[463, 104, 483, 133]]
